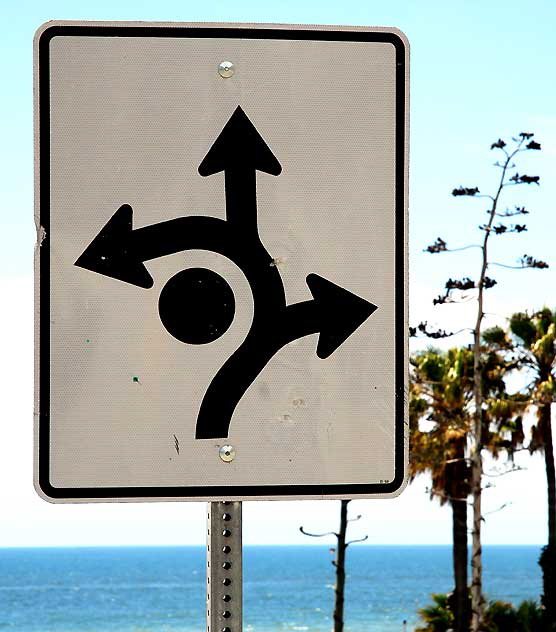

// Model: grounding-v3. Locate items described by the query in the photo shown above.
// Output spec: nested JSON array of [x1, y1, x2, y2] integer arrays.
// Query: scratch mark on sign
[[37, 225, 47, 246], [34, 225, 47, 259], [173, 434, 180, 455]]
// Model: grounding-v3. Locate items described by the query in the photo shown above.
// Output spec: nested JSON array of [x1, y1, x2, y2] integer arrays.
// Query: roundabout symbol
[[75, 106, 378, 440]]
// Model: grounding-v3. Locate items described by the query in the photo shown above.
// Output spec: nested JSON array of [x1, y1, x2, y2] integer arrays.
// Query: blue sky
[[0, 0, 555, 546]]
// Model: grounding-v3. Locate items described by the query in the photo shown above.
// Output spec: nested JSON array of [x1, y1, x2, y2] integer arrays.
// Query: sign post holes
[[207, 501, 242, 632]]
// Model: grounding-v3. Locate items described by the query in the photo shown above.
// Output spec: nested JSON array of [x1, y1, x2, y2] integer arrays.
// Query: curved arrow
[[195, 274, 377, 439], [75, 106, 379, 441], [74, 204, 287, 315]]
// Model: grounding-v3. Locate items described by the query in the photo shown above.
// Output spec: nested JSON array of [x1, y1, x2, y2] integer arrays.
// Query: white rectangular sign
[[34, 21, 409, 501]]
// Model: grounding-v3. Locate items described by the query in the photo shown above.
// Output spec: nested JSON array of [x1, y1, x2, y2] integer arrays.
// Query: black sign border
[[38, 24, 407, 500]]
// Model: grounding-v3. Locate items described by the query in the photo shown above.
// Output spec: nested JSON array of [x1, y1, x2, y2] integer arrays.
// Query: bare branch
[[411, 321, 471, 339], [299, 526, 338, 538], [424, 237, 483, 255], [496, 205, 528, 218], [448, 244, 483, 252], [432, 275, 495, 307], [483, 465, 525, 478], [490, 256, 548, 270], [489, 263, 530, 270], [489, 263, 527, 269], [347, 514, 362, 523], [346, 535, 369, 546], [483, 502, 512, 518]]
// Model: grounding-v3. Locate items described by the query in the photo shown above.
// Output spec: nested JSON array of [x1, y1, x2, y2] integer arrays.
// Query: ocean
[[0, 546, 542, 632]]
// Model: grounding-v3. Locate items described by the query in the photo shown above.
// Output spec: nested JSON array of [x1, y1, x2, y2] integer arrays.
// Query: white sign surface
[[34, 22, 409, 501]]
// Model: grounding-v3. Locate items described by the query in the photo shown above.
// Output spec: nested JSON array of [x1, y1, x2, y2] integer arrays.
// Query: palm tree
[[411, 344, 526, 632], [410, 347, 474, 632], [509, 309, 556, 628]]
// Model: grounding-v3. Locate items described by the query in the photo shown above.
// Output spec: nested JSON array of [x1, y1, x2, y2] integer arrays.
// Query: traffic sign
[[34, 22, 409, 501]]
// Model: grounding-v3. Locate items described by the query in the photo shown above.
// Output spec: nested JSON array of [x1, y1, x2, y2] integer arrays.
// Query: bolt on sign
[[34, 21, 409, 502]]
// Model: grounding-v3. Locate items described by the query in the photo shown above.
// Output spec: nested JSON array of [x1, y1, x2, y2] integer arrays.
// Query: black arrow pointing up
[[198, 106, 282, 177], [196, 274, 377, 438], [198, 106, 282, 237]]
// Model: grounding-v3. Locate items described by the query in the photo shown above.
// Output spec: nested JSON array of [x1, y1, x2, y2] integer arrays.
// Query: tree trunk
[[451, 497, 470, 632], [333, 500, 349, 632], [470, 193, 494, 631], [539, 402, 556, 628], [470, 447, 484, 631], [471, 324, 484, 632], [471, 305, 485, 631]]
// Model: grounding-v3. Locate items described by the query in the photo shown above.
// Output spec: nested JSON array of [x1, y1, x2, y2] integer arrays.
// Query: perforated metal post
[[207, 501, 242, 632]]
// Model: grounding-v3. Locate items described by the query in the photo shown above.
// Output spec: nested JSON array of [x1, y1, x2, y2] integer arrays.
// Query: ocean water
[[0, 546, 542, 632]]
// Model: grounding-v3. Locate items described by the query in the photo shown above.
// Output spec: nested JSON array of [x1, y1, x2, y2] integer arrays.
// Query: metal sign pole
[[207, 501, 242, 632]]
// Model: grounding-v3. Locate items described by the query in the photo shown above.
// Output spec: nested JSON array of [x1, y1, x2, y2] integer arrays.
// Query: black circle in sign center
[[159, 268, 236, 345]]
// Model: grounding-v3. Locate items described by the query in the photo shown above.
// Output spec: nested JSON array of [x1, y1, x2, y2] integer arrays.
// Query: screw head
[[219, 445, 236, 463], [218, 61, 235, 78]]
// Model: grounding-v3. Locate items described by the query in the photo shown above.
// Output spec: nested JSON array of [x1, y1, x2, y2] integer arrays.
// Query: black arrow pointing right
[[196, 274, 377, 438]]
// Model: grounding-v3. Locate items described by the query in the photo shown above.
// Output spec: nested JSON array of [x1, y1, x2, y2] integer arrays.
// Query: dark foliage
[[413, 321, 455, 339], [417, 593, 545, 632], [452, 186, 480, 196], [426, 237, 448, 254], [498, 206, 529, 217], [520, 255, 549, 269], [491, 139, 507, 150], [510, 173, 540, 185]]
